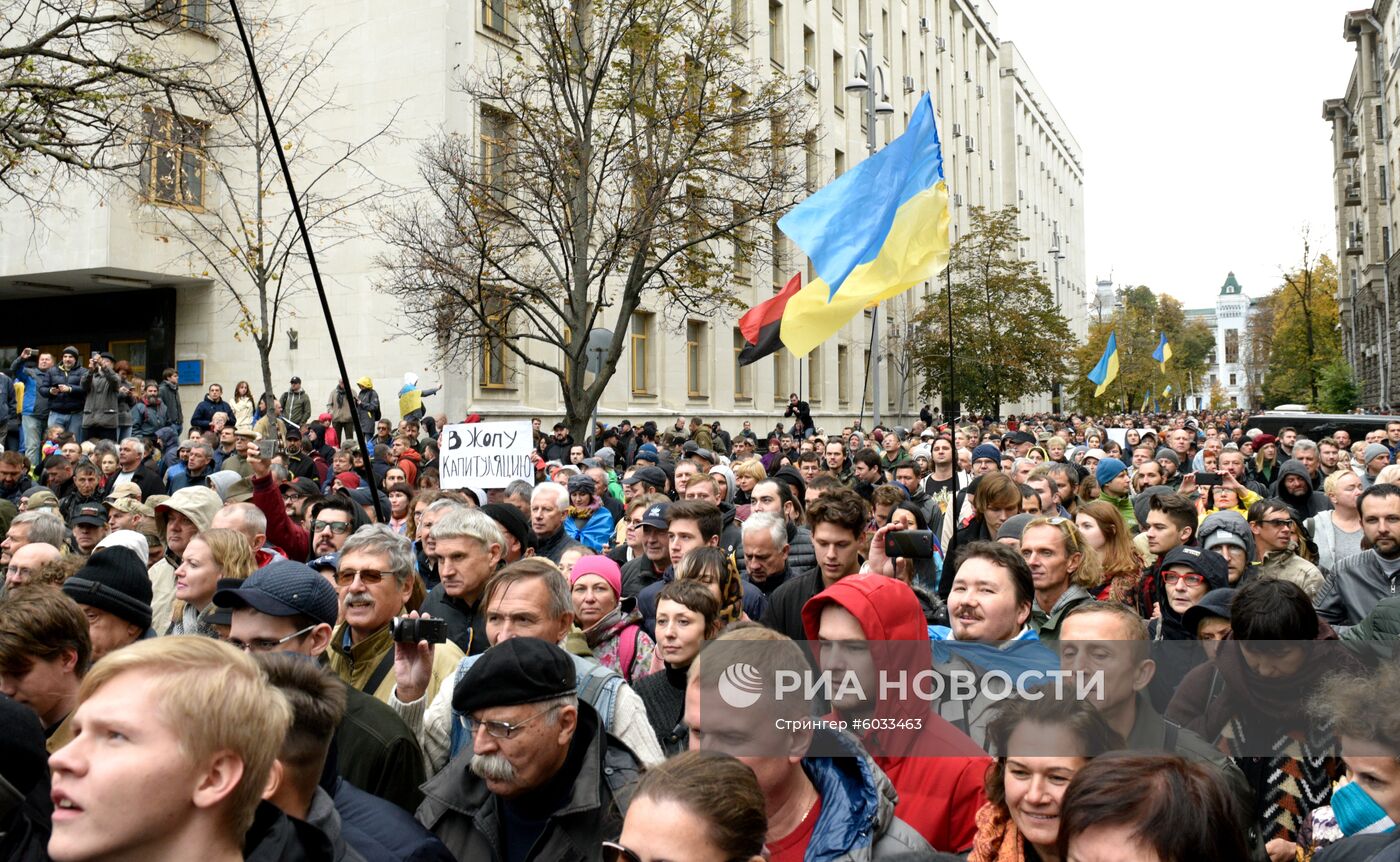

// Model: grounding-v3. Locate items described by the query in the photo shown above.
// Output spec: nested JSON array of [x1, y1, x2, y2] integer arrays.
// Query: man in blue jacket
[[9, 348, 53, 466]]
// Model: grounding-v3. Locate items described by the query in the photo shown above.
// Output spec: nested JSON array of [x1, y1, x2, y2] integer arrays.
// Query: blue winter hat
[[636, 443, 660, 463], [1095, 457, 1128, 488], [971, 443, 1002, 465]]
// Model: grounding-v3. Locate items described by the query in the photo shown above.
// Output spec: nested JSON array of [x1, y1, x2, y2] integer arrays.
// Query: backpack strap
[[617, 625, 639, 681]]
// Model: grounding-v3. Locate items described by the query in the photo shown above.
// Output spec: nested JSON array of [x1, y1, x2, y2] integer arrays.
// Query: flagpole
[[945, 262, 956, 423]]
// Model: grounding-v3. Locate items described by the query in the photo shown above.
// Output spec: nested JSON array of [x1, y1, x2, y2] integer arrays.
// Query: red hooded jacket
[[802, 574, 989, 853]]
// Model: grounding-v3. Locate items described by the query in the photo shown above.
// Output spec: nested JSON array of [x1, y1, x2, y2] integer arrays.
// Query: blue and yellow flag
[[1152, 332, 1172, 373], [777, 92, 950, 356], [1087, 332, 1119, 397], [1162, 382, 1172, 398]]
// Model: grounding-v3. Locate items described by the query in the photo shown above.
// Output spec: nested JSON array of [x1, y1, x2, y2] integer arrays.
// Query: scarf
[[567, 498, 601, 519], [716, 554, 745, 625], [969, 802, 1025, 862]]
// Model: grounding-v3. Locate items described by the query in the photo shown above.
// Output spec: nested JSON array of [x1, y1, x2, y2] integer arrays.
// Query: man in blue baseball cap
[[217, 560, 427, 813]]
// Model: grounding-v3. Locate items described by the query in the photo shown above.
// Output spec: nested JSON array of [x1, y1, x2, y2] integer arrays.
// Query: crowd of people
[[3, 369, 1400, 862]]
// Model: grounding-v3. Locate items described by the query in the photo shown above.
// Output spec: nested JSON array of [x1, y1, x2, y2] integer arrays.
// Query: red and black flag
[[737, 272, 802, 366]]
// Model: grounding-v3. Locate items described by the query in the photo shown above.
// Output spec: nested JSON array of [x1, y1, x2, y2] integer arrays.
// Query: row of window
[[481, 311, 891, 406]]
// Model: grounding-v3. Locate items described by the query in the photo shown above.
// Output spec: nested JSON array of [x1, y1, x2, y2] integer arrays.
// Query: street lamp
[[846, 33, 892, 426]]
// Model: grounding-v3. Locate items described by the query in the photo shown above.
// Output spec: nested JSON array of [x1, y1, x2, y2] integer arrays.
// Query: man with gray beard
[[415, 637, 640, 860]]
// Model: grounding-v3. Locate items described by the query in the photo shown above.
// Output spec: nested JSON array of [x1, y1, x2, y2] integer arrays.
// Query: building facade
[[1324, 2, 1399, 408], [1183, 273, 1255, 411], [0, 0, 1083, 428]]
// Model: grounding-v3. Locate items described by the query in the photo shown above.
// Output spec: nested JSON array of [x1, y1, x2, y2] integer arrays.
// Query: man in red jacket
[[802, 573, 989, 853]]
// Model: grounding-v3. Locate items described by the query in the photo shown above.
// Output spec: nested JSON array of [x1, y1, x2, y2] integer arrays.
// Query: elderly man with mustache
[[326, 523, 463, 704]]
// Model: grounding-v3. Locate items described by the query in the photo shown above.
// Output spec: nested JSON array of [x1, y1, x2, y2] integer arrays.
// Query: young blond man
[[48, 637, 292, 862]]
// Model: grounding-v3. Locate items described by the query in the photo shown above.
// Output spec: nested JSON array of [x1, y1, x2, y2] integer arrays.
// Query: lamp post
[[845, 32, 893, 427]]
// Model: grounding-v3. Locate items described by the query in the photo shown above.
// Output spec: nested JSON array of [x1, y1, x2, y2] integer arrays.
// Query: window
[[769, 0, 784, 68], [1224, 329, 1239, 364], [834, 148, 845, 177], [863, 349, 872, 405], [483, 0, 509, 33], [833, 52, 845, 115], [631, 312, 654, 394], [480, 107, 512, 204], [732, 0, 748, 38], [141, 109, 206, 207], [774, 352, 790, 404], [804, 131, 818, 191], [733, 206, 752, 283], [881, 9, 890, 60], [687, 320, 709, 397], [808, 347, 823, 404], [803, 27, 817, 77], [108, 339, 147, 379], [771, 223, 785, 288], [480, 300, 509, 389], [837, 344, 850, 404], [858, 0, 868, 32], [152, 0, 208, 32], [734, 329, 753, 400], [1229, 373, 1237, 387], [832, 0, 843, 20]]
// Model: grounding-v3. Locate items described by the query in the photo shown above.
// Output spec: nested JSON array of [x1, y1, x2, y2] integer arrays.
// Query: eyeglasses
[[1162, 571, 1206, 587], [1258, 518, 1294, 529], [335, 568, 394, 587], [1029, 516, 1080, 552], [312, 519, 353, 535], [464, 704, 559, 740], [227, 624, 318, 653]]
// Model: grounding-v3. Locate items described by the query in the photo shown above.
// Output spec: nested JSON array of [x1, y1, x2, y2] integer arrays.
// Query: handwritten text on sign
[[439, 421, 534, 489]]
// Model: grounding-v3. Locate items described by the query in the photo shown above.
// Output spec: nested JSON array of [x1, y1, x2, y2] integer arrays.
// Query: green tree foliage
[[1067, 285, 1214, 411], [1316, 358, 1360, 413], [910, 206, 1074, 418], [1261, 244, 1340, 408]]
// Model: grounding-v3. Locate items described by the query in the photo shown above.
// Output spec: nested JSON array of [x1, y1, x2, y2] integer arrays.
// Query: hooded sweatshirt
[[1272, 460, 1333, 520], [802, 574, 989, 853]]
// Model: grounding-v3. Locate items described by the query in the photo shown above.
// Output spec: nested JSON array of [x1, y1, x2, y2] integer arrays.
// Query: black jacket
[[1315, 834, 1400, 861], [534, 526, 571, 563], [336, 683, 428, 814], [243, 801, 335, 862], [620, 554, 665, 598], [416, 705, 639, 862], [1271, 459, 1332, 520], [128, 462, 166, 500], [418, 586, 489, 657], [758, 567, 826, 642], [159, 380, 183, 430], [44, 363, 87, 414]]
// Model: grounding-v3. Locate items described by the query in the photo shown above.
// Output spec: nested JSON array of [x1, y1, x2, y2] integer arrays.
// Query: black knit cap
[[482, 503, 531, 551], [0, 693, 48, 796], [452, 637, 576, 716], [62, 548, 154, 630]]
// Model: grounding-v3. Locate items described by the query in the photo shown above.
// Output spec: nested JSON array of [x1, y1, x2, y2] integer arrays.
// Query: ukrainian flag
[[777, 92, 950, 356], [1162, 382, 1172, 398], [1087, 332, 1119, 397], [1152, 332, 1172, 373]]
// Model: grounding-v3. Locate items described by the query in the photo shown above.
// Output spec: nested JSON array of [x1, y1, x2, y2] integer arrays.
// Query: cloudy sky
[[993, 1, 1360, 310]]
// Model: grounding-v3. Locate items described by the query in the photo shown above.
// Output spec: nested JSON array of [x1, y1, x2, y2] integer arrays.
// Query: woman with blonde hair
[[169, 527, 256, 637], [1074, 500, 1143, 611], [731, 459, 766, 507]]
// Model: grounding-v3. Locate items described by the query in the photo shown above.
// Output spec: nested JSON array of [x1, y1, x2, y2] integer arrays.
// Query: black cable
[[225, 0, 384, 523]]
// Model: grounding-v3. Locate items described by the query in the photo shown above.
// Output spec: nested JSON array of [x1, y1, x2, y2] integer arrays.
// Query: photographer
[[79, 351, 128, 444]]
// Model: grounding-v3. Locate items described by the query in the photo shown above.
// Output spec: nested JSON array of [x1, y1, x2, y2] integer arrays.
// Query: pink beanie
[[569, 555, 622, 598]]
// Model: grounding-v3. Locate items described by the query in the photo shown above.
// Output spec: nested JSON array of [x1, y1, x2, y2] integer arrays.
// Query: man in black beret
[[61, 548, 155, 660], [415, 637, 640, 862]]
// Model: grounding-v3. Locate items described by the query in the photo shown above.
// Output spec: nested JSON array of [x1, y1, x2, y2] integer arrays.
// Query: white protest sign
[[1106, 428, 1129, 448], [438, 421, 534, 489]]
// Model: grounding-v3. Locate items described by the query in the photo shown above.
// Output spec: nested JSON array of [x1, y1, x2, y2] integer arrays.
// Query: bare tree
[[0, 0, 231, 205], [376, 0, 813, 437], [119, 5, 399, 398]]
